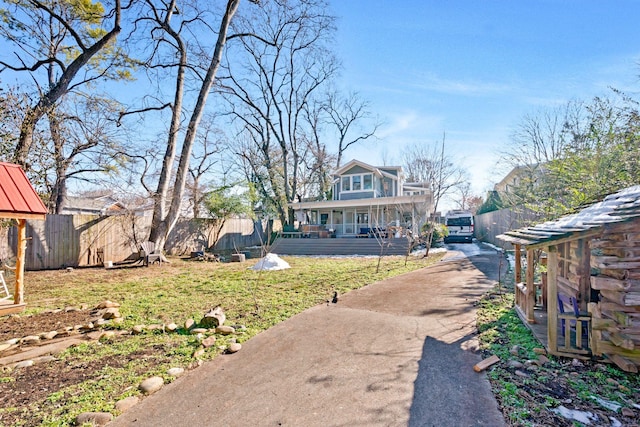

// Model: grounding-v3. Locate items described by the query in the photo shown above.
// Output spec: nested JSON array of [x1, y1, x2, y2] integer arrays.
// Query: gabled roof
[[333, 159, 405, 180], [333, 159, 382, 177], [497, 185, 640, 248], [0, 162, 47, 219]]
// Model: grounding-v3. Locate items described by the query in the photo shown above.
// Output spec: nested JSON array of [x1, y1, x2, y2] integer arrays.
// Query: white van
[[444, 210, 474, 243]]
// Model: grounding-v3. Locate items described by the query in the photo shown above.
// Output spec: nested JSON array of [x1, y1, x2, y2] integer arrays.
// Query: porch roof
[[497, 185, 640, 248], [289, 194, 429, 211]]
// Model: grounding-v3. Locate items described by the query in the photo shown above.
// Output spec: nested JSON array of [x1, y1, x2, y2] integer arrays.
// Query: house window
[[363, 174, 372, 190], [320, 213, 328, 225], [352, 175, 361, 191], [340, 173, 374, 193], [342, 176, 350, 191]]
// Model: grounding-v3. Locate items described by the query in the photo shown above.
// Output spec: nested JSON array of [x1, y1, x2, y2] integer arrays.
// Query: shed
[[0, 162, 47, 315], [497, 185, 640, 372]]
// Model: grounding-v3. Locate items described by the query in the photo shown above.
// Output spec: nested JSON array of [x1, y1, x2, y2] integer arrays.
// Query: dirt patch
[[0, 309, 94, 342]]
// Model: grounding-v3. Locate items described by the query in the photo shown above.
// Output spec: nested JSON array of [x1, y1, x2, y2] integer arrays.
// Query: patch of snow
[[590, 395, 622, 412], [551, 406, 598, 425], [250, 253, 291, 271], [410, 247, 447, 257], [609, 417, 622, 427]]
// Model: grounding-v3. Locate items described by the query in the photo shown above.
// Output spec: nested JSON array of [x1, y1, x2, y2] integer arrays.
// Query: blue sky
[[328, 1, 640, 203]]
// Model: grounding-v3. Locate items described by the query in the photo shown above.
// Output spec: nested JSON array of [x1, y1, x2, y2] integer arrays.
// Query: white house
[[288, 160, 433, 238]]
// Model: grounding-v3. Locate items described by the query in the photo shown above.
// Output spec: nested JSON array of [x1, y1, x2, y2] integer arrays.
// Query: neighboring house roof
[[61, 195, 127, 215], [497, 185, 640, 248], [493, 164, 545, 193], [0, 162, 47, 219]]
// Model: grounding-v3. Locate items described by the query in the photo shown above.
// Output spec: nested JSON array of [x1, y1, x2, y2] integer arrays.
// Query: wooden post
[[547, 245, 558, 354], [515, 244, 522, 283], [14, 219, 27, 305], [526, 248, 535, 323], [577, 238, 591, 312]]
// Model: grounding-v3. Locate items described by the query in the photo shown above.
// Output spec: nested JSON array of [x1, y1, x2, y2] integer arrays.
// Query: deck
[[270, 236, 412, 256], [516, 307, 592, 360]]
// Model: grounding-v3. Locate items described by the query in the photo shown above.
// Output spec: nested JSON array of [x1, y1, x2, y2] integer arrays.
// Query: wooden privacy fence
[[0, 214, 273, 270], [474, 207, 538, 248]]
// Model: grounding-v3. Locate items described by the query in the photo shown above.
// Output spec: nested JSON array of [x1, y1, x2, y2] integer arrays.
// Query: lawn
[[0, 254, 443, 426]]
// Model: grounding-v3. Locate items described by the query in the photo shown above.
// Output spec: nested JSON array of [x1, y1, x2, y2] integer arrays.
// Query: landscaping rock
[[79, 322, 95, 331], [533, 347, 546, 355], [509, 345, 520, 356], [215, 325, 235, 335], [166, 322, 178, 332], [202, 336, 217, 348], [139, 376, 164, 395], [100, 331, 116, 340], [228, 342, 242, 353], [537, 355, 550, 365], [201, 306, 226, 328], [190, 328, 208, 335], [621, 407, 635, 417], [185, 318, 195, 330], [14, 360, 34, 368], [507, 360, 524, 369], [112, 317, 124, 324], [96, 300, 120, 309], [41, 330, 58, 340], [193, 348, 205, 358], [102, 307, 121, 319], [5, 338, 19, 345], [132, 325, 145, 334], [33, 355, 56, 364], [75, 412, 113, 425], [515, 370, 530, 378], [167, 367, 185, 377], [0, 343, 14, 352], [64, 306, 80, 312], [21, 335, 40, 345], [115, 396, 139, 413]]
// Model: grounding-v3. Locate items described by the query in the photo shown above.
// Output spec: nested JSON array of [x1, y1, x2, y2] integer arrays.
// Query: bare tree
[[45, 95, 127, 213], [402, 136, 467, 256], [325, 90, 380, 168], [0, 0, 127, 167], [187, 116, 226, 218], [122, 0, 247, 250], [220, 0, 338, 225]]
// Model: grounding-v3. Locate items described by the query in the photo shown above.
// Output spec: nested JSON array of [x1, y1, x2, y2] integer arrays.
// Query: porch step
[[269, 237, 411, 256]]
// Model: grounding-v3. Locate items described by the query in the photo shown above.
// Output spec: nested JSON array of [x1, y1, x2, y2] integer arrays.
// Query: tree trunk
[[150, 0, 240, 250]]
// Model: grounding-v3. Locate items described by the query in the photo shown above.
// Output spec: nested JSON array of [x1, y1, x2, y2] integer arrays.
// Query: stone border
[[1, 301, 246, 425]]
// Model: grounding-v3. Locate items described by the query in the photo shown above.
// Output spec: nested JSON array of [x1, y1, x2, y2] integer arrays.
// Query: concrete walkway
[[111, 247, 506, 426]]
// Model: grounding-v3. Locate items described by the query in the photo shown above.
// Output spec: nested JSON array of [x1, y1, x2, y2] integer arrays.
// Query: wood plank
[[0, 302, 26, 316], [602, 331, 635, 350], [592, 317, 616, 330], [599, 269, 629, 280], [594, 261, 640, 269], [600, 290, 640, 306], [591, 276, 640, 291], [607, 354, 639, 373], [473, 355, 500, 372], [597, 342, 640, 360], [590, 240, 640, 249], [547, 247, 559, 355]]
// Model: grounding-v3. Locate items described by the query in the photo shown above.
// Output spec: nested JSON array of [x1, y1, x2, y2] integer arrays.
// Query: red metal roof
[[0, 162, 47, 219]]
